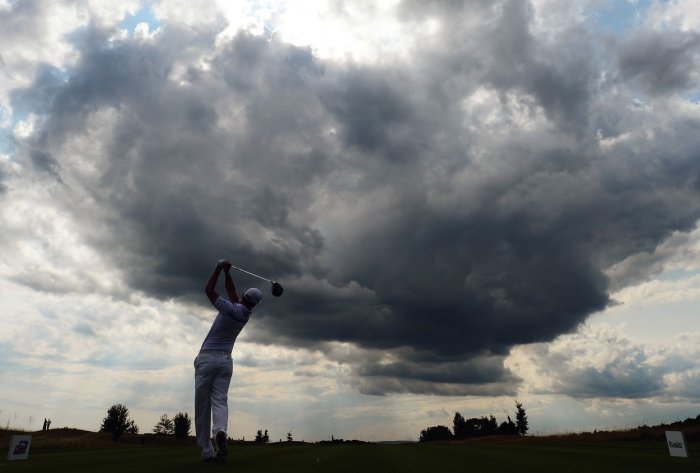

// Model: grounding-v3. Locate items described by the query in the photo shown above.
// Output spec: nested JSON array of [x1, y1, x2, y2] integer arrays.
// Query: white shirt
[[200, 296, 251, 353]]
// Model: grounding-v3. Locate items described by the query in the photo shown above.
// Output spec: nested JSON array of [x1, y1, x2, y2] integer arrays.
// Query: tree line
[[99, 403, 191, 442], [254, 429, 298, 443], [99, 403, 292, 444], [420, 401, 528, 442], [99, 401, 528, 444]]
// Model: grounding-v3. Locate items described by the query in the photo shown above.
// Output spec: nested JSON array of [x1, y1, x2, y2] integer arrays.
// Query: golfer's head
[[243, 288, 262, 308]]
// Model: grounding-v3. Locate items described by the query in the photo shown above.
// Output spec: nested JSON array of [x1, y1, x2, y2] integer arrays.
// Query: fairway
[[2, 441, 698, 473]]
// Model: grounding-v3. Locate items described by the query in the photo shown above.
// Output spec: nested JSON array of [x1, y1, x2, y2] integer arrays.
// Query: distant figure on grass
[[195, 259, 262, 464], [43, 418, 47, 431]]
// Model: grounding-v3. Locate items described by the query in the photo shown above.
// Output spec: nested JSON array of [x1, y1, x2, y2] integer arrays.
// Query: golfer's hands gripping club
[[217, 259, 232, 274]]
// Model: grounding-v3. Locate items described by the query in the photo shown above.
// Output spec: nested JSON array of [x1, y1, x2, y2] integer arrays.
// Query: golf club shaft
[[230, 265, 274, 284]]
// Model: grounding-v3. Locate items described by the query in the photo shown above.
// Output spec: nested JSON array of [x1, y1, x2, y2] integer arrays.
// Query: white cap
[[243, 288, 262, 307]]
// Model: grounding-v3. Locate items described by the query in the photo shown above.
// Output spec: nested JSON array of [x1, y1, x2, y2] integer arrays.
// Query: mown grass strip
[[1, 441, 698, 473]]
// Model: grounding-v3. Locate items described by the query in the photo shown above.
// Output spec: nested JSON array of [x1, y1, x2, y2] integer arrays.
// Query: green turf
[[2, 441, 698, 473]]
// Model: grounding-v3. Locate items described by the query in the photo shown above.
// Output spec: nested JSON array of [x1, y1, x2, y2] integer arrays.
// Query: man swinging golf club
[[195, 258, 262, 463]]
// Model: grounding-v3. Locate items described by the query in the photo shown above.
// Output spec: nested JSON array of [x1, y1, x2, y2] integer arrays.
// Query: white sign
[[6, 434, 32, 461], [665, 431, 689, 458]]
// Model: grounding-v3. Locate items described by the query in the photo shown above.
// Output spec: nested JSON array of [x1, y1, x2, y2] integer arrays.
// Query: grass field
[[2, 439, 699, 473]]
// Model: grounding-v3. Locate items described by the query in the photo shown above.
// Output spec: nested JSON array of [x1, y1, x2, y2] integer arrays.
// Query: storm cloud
[[4, 0, 700, 396]]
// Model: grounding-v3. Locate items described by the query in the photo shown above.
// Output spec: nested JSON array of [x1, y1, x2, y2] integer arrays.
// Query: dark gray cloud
[[618, 30, 700, 96], [29, 148, 60, 178], [555, 358, 665, 399], [6, 1, 700, 396], [606, 230, 699, 291], [0, 159, 7, 194], [73, 322, 97, 337], [526, 331, 700, 400], [675, 374, 700, 401], [354, 356, 520, 396]]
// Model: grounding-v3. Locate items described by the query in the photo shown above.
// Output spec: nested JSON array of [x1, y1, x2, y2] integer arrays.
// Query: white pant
[[194, 351, 233, 459]]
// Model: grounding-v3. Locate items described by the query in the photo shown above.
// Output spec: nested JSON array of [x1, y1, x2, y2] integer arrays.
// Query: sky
[[1, 0, 700, 442]]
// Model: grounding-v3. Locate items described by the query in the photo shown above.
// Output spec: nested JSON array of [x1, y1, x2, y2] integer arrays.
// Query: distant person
[[46, 419, 51, 430], [42, 418, 47, 431], [195, 259, 261, 464]]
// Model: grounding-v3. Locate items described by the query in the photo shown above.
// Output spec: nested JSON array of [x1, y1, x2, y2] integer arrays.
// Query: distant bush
[[153, 414, 174, 435], [173, 412, 191, 440], [420, 425, 453, 442], [255, 429, 270, 444], [99, 404, 139, 441]]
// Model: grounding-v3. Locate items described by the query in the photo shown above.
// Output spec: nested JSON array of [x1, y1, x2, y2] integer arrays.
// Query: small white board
[[6, 434, 32, 461], [665, 431, 689, 458]]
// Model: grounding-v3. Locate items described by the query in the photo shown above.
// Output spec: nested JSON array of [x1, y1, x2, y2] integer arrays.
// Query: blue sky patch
[[658, 268, 700, 282], [119, 3, 160, 35], [0, 132, 12, 155], [591, 0, 653, 34]]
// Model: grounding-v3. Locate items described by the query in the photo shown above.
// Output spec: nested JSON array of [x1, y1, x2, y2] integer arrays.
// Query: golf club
[[230, 265, 284, 297]]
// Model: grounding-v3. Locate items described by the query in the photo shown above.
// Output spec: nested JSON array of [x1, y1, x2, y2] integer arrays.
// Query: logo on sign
[[12, 441, 28, 455], [665, 431, 689, 458]]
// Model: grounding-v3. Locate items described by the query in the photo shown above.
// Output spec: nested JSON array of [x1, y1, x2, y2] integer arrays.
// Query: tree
[[482, 415, 498, 436], [497, 415, 518, 435], [287, 432, 293, 442], [453, 412, 467, 440], [99, 404, 139, 441], [255, 430, 263, 443], [419, 425, 453, 442], [254, 429, 271, 444], [515, 401, 529, 436], [173, 412, 192, 440], [153, 414, 174, 435], [463, 417, 480, 438]]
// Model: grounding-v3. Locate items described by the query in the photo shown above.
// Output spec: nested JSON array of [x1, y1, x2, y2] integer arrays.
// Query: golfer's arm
[[205, 264, 222, 305], [224, 272, 240, 303]]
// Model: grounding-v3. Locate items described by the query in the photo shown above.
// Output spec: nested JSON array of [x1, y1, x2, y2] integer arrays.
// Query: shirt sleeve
[[214, 296, 233, 313], [215, 296, 249, 323]]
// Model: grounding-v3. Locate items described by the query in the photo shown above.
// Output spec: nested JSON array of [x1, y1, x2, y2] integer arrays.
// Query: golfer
[[195, 258, 262, 463]]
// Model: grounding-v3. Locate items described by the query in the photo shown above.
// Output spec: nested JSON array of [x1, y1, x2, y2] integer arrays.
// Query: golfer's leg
[[194, 355, 216, 459], [210, 355, 233, 437]]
